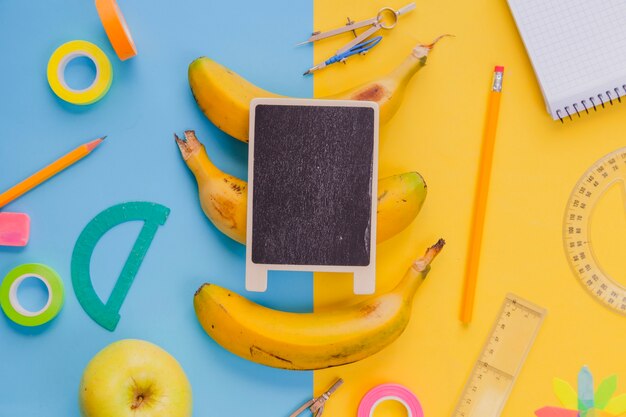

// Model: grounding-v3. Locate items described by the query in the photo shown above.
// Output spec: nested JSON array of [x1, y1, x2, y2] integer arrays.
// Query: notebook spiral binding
[[556, 84, 626, 123]]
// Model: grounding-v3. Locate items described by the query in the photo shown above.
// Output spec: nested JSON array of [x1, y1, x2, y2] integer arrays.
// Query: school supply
[[452, 294, 546, 417], [564, 147, 626, 316], [304, 36, 382, 75], [72, 202, 170, 331], [0, 263, 65, 327], [0, 213, 30, 247], [289, 379, 343, 417], [0, 137, 105, 208], [506, 0, 626, 121], [357, 384, 424, 417], [47, 41, 112, 105], [247, 99, 379, 294], [95, 0, 137, 61], [460, 66, 504, 324], [536, 366, 626, 417], [300, 3, 416, 74]]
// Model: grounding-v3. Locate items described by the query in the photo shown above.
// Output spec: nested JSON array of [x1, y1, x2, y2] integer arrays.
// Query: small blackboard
[[246, 99, 379, 294]]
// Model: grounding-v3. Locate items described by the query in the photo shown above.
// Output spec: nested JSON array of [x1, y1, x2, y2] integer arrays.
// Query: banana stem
[[175, 130, 222, 180], [393, 239, 445, 300], [389, 35, 452, 88], [174, 130, 203, 161], [424, 34, 454, 50], [412, 34, 454, 60], [413, 238, 446, 272]]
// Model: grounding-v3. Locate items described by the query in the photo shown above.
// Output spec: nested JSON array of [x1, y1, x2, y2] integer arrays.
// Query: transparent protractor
[[563, 147, 626, 315]]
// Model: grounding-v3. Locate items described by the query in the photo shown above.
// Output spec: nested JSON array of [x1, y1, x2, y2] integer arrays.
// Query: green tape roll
[[0, 263, 65, 326]]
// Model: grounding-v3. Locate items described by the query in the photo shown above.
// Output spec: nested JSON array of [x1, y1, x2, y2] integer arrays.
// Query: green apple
[[79, 339, 192, 417]]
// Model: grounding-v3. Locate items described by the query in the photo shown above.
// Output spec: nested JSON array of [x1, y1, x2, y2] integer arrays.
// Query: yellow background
[[313, 0, 626, 416]]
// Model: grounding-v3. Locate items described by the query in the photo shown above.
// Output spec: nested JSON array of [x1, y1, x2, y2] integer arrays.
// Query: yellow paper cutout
[[606, 394, 626, 416], [553, 378, 579, 410]]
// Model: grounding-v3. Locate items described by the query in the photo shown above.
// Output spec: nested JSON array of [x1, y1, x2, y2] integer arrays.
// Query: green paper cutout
[[71, 202, 170, 331], [595, 375, 618, 410], [554, 378, 579, 410], [605, 394, 626, 415], [579, 366, 595, 411]]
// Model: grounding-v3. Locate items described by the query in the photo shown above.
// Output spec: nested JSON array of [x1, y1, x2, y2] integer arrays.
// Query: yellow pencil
[[460, 66, 504, 324], [0, 137, 106, 208]]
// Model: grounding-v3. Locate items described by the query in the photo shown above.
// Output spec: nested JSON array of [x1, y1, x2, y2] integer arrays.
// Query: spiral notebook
[[507, 0, 626, 121]]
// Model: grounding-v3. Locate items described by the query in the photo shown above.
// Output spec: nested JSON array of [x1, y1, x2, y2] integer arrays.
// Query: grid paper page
[[507, 0, 626, 120]]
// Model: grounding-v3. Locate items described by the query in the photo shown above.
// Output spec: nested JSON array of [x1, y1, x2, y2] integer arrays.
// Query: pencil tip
[[85, 137, 105, 152], [101, 135, 107, 141]]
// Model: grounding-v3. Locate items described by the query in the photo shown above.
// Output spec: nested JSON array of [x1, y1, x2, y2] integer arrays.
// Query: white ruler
[[452, 294, 546, 417]]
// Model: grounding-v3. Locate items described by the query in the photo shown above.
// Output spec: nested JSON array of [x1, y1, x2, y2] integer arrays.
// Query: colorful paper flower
[[536, 366, 626, 417]]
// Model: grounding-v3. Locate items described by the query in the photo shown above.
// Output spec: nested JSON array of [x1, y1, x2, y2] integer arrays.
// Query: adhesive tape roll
[[0, 263, 65, 327], [357, 384, 424, 417], [95, 0, 137, 61], [47, 40, 112, 105]]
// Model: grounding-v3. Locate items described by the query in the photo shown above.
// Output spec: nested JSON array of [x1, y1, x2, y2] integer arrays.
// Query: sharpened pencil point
[[85, 137, 105, 152]]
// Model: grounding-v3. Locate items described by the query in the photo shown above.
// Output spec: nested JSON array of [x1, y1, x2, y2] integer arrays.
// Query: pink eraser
[[0, 212, 30, 246], [494, 65, 505, 72]]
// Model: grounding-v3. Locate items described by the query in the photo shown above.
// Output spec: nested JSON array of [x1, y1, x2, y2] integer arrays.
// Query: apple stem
[[131, 394, 144, 409]]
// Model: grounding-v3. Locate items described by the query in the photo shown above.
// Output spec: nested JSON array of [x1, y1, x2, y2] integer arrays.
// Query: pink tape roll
[[357, 384, 424, 417]]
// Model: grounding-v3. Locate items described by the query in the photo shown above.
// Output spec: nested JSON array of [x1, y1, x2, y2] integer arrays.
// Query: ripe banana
[[194, 239, 444, 370], [175, 130, 426, 244], [189, 37, 448, 142], [376, 172, 427, 243]]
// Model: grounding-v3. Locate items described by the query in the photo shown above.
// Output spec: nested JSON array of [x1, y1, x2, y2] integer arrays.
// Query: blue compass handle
[[325, 36, 383, 65]]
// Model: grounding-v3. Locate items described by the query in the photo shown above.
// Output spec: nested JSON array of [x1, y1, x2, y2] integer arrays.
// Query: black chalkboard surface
[[246, 99, 379, 294]]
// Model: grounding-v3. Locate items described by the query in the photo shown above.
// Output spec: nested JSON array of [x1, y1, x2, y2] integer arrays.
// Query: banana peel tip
[[195, 282, 211, 297], [412, 171, 427, 189], [175, 130, 203, 160], [414, 239, 445, 272], [413, 34, 454, 59]]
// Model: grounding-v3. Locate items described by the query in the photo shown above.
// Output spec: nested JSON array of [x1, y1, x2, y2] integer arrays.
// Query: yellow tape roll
[[47, 40, 113, 105]]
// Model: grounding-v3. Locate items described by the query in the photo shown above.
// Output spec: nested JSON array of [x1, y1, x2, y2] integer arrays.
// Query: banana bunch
[[189, 38, 446, 142], [194, 239, 444, 370], [184, 37, 448, 370], [175, 130, 427, 244]]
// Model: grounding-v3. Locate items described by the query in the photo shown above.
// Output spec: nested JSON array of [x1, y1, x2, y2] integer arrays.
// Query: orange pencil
[[460, 66, 504, 324], [0, 137, 106, 208]]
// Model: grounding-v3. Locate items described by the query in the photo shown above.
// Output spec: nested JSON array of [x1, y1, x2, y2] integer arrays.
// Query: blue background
[[0, 1, 313, 415]]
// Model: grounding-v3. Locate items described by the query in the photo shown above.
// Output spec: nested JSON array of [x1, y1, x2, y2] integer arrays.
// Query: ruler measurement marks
[[452, 294, 546, 417], [564, 148, 626, 315]]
